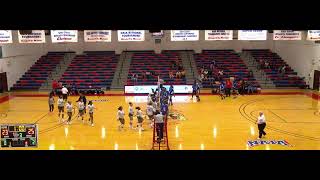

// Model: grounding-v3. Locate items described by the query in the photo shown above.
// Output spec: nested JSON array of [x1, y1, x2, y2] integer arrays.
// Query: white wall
[[0, 31, 44, 88], [270, 31, 320, 88]]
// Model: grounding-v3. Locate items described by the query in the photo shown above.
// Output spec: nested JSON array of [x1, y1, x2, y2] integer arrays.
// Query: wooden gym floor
[[1, 89, 320, 150]]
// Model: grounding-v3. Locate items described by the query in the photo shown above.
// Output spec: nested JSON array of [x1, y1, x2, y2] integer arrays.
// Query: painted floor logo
[[247, 140, 292, 148]]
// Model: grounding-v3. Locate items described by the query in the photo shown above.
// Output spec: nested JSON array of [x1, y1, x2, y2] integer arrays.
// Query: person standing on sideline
[[196, 81, 201, 101], [48, 93, 55, 112], [257, 111, 267, 139], [61, 86, 69, 101], [117, 106, 125, 131], [225, 78, 232, 97], [154, 110, 164, 142], [191, 80, 197, 99], [169, 85, 174, 106]]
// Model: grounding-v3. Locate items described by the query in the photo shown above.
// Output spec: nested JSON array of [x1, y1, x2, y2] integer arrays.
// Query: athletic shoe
[[91, 124, 94, 127]]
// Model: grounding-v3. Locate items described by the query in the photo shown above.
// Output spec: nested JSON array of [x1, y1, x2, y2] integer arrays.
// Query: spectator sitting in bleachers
[[171, 61, 176, 69], [280, 65, 286, 76], [181, 69, 186, 78], [264, 60, 270, 69], [210, 60, 216, 70], [200, 66, 205, 74], [248, 70, 254, 78], [258, 59, 264, 70], [176, 71, 182, 79], [203, 69, 208, 80], [198, 74, 204, 82], [145, 71, 151, 79], [131, 73, 138, 83], [169, 70, 174, 79]]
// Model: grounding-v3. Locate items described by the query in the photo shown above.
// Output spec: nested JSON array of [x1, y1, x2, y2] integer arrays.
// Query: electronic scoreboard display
[[1, 124, 38, 148]]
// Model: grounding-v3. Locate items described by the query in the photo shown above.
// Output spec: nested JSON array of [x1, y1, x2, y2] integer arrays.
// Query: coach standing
[[61, 86, 69, 101], [257, 111, 267, 139]]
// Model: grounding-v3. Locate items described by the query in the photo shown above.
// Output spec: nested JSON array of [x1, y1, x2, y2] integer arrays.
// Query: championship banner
[[273, 30, 301, 40], [18, 30, 45, 43], [84, 30, 112, 42], [171, 30, 199, 41], [117, 30, 145, 41], [51, 30, 78, 43], [238, 30, 267, 40], [205, 30, 233, 40], [0, 30, 13, 44], [152, 30, 164, 39], [307, 30, 320, 41]]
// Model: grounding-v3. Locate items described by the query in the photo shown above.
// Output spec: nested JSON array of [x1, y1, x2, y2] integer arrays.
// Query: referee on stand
[[154, 110, 164, 142]]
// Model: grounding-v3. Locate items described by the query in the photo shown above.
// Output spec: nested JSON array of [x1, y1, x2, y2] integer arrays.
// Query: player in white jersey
[[77, 99, 85, 123], [136, 106, 144, 131], [152, 99, 158, 111], [87, 101, 96, 127], [147, 93, 152, 104], [57, 95, 65, 122], [117, 106, 125, 131], [48, 93, 55, 112], [65, 101, 73, 125], [128, 102, 134, 129], [146, 102, 155, 128]]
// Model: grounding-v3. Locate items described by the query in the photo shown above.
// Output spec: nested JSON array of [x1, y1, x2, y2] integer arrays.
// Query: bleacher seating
[[127, 50, 186, 85], [59, 51, 119, 89], [243, 49, 307, 88], [194, 50, 260, 88], [11, 52, 71, 90]]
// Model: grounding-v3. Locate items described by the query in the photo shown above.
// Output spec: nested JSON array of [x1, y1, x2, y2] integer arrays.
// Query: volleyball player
[[117, 106, 125, 131], [136, 107, 144, 131], [77, 99, 85, 123], [57, 96, 65, 122], [169, 85, 174, 106], [77, 93, 87, 113], [128, 102, 134, 129], [66, 101, 73, 125], [48, 93, 54, 112], [152, 98, 159, 111], [219, 81, 226, 100], [196, 82, 201, 102], [191, 80, 197, 100], [147, 93, 152, 104], [232, 80, 239, 99], [146, 102, 155, 128], [87, 101, 95, 127]]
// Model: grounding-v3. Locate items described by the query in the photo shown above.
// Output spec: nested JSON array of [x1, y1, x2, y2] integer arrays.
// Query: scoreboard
[[1, 124, 38, 148]]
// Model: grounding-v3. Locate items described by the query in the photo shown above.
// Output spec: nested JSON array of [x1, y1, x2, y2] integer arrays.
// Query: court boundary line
[[239, 97, 320, 141]]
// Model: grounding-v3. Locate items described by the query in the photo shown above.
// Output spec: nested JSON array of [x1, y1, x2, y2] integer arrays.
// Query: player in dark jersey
[[169, 85, 174, 106]]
